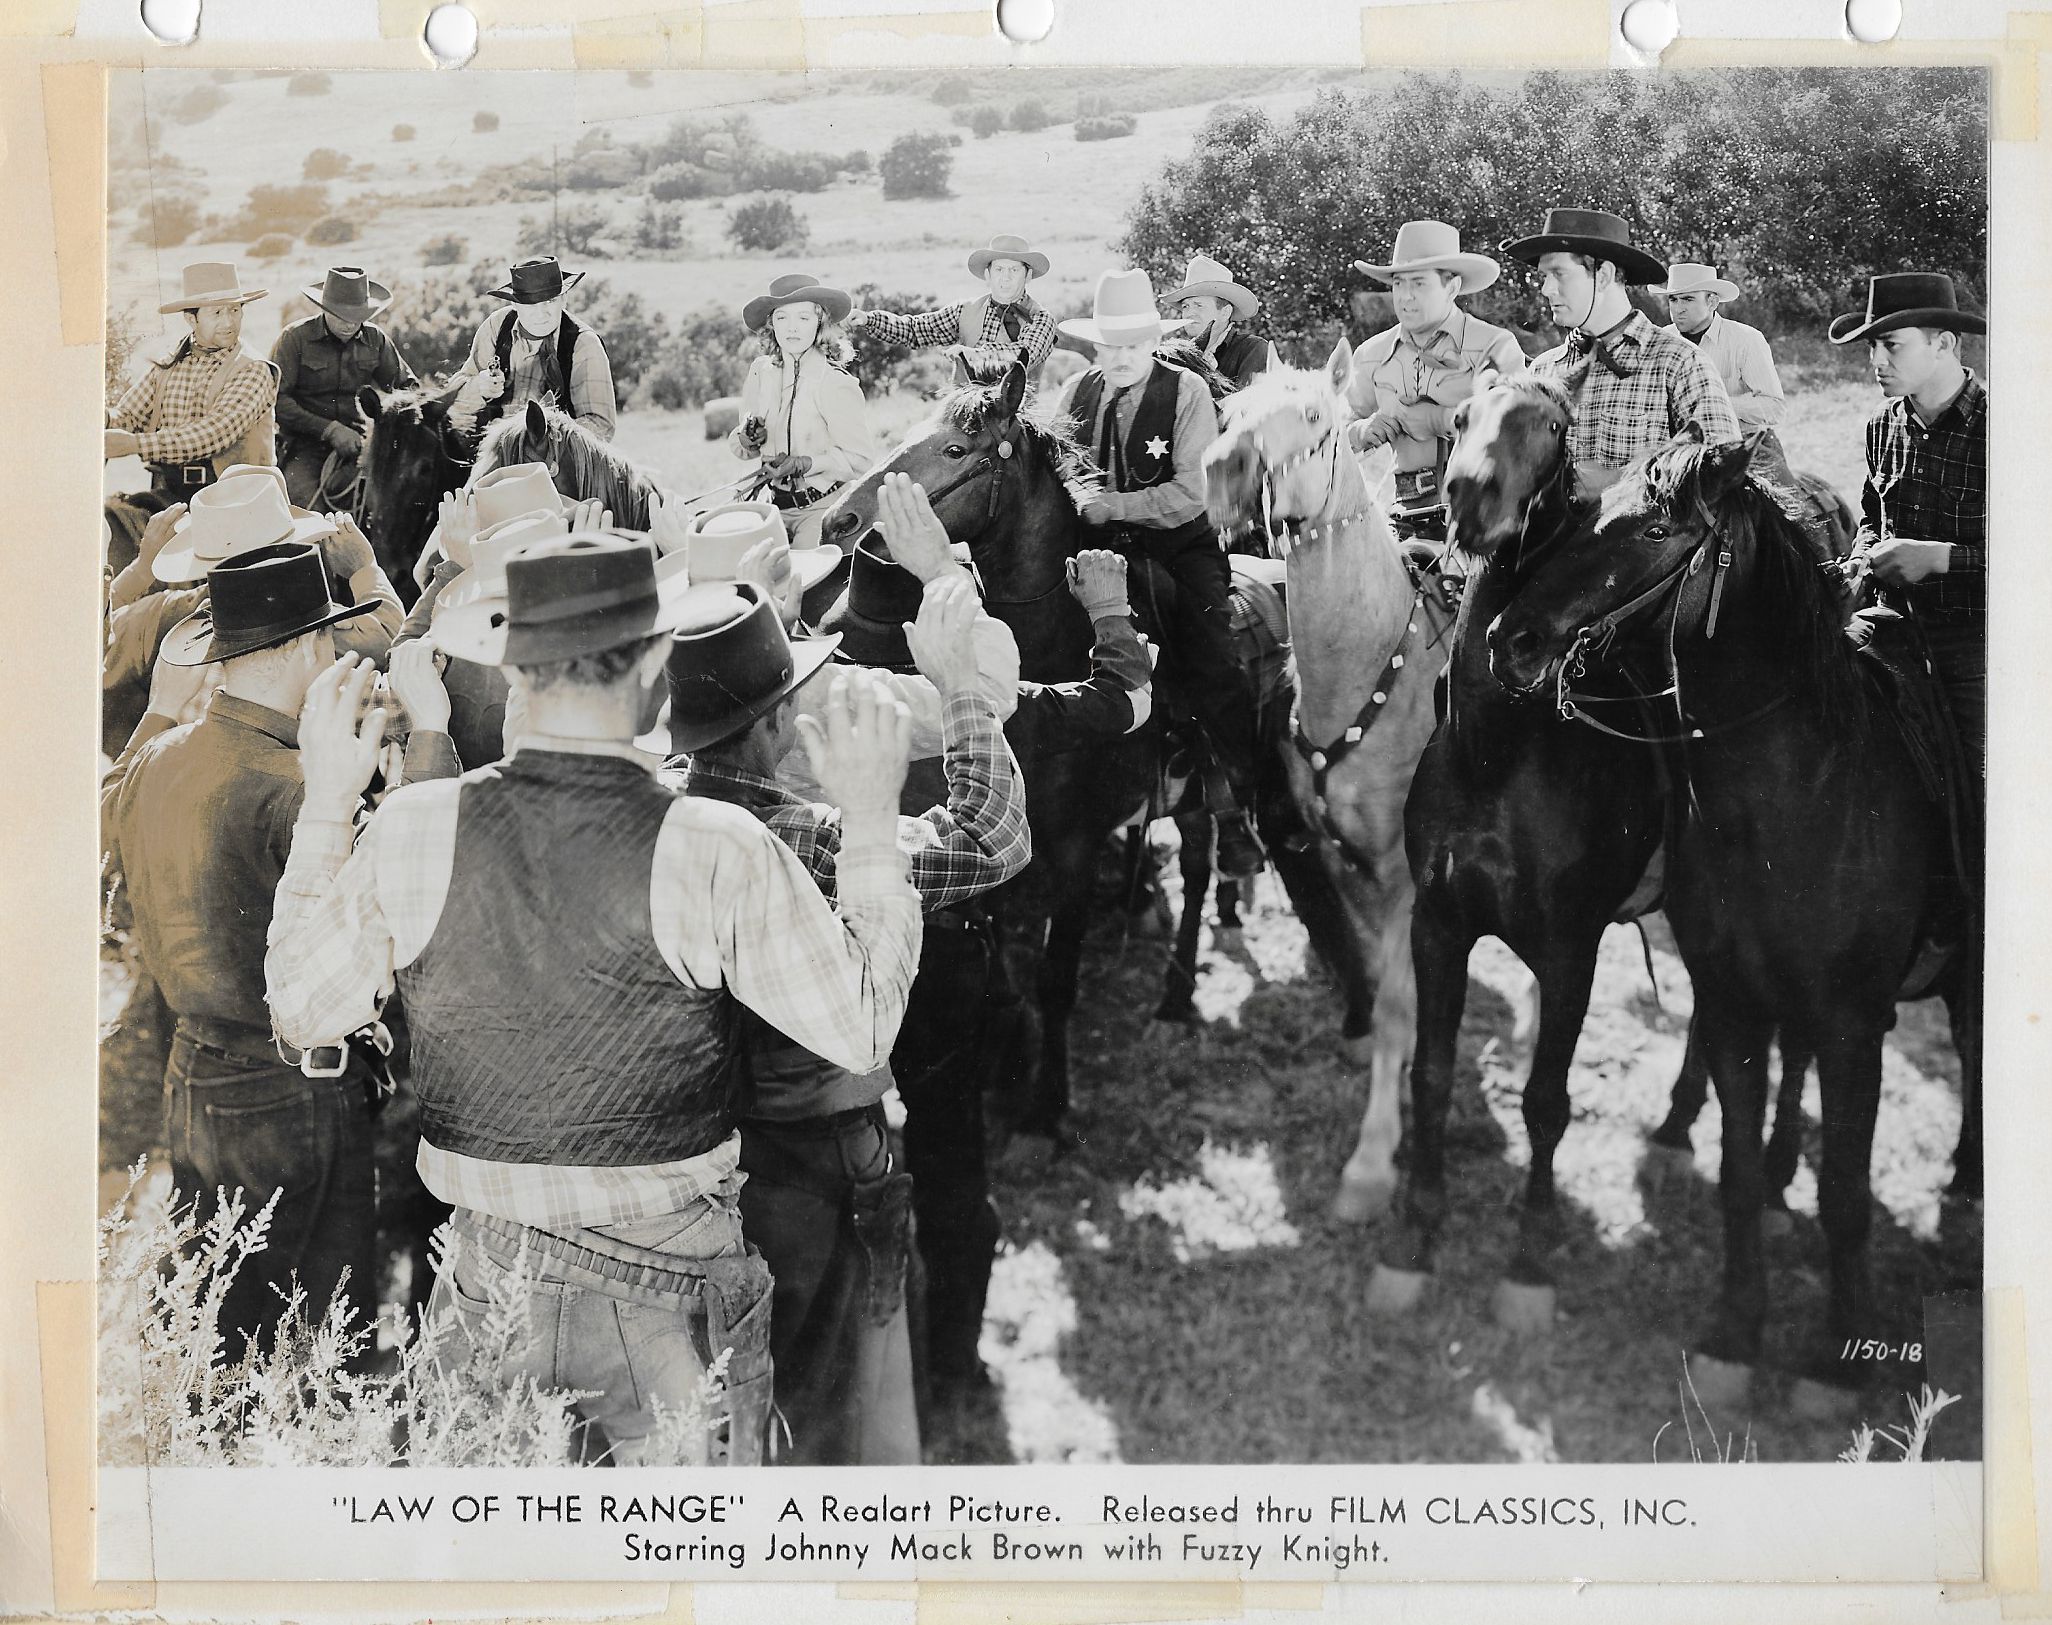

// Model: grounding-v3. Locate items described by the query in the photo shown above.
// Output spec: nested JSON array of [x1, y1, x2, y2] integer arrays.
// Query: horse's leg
[[1335, 887, 1415, 1227], [1763, 1034, 1811, 1225], [1260, 780, 1377, 1047], [1689, 998, 1775, 1408], [1794, 1026, 1885, 1410], [1155, 808, 1209, 1026], [1030, 895, 1092, 1140], [1215, 874, 1244, 936], [1944, 946, 1984, 1201], [1649, 1012, 1710, 1159]]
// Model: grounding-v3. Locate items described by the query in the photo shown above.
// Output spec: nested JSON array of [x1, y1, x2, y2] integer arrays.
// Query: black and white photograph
[[92, 54, 1992, 1504]]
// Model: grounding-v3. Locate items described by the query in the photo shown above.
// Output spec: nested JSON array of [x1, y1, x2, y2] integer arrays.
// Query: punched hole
[[997, 0, 1055, 45], [140, 0, 200, 45], [1618, 0, 1679, 55], [1845, 0, 1902, 43], [423, 3, 479, 67]]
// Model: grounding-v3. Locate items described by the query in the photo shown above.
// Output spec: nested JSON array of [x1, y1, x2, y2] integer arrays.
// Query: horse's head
[[1443, 367, 1575, 561], [475, 399, 654, 529], [357, 379, 475, 584], [1486, 433, 1758, 695], [1203, 338, 1359, 542], [475, 398, 559, 483]]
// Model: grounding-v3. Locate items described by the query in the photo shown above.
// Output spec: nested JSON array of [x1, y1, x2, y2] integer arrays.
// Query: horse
[[471, 398, 663, 533], [1201, 338, 1457, 1222], [1487, 434, 1978, 1409], [356, 378, 481, 605]]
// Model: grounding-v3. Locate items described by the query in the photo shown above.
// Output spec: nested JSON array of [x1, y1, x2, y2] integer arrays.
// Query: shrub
[[1010, 97, 1051, 132], [516, 200, 612, 259], [166, 85, 227, 125], [421, 232, 468, 266], [647, 160, 721, 203], [287, 72, 332, 96], [564, 148, 642, 190], [136, 194, 201, 248], [844, 150, 872, 175], [970, 105, 1004, 139], [735, 148, 839, 193], [302, 147, 349, 182], [381, 265, 499, 377], [726, 194, 808, 253], [946, 133, 964, 148], [932, 75, 973, 105], [880, 131, 954, 200], [630, 198, 689, 254], [105, 303, 147, 404], [392, 123, 416, 143], [846, 281, 947, 395], [575, 282, 671, 391], [644, 309, 754, 410], [473, 110, 500, 133], [642, 111, 760, 173], [1078, 91, 1119, 118], [1077, 113, 1138, 142], [247, 232, 293, 261], [306, 215, 357, 246]]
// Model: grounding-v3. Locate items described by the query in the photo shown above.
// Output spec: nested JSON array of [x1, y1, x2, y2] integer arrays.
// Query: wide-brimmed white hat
[[430, 532, 696, 667], [966, 233, 1051, 280], [1161, 254, 1258, 321], [1662, 262, 1742, 301], [160, 261, 266, 314], [153, 469, 336, 583], [1353, 220, 1501, 295], [1059, 269, 1188, 350], [684, 501, 840, 592], [436, 510, 572, 613], [472, 462, 567, 532]]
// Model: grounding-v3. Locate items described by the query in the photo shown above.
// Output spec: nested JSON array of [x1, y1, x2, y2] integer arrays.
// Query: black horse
[[355, 378, 480, 606]]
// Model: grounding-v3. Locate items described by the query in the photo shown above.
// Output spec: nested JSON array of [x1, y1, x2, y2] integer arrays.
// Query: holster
[[697, 1247, 775, 1466], [849, 1168, 915, 1328]]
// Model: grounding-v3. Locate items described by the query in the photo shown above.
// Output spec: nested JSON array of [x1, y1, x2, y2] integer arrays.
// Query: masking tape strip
[[0, 0, 79, 39], [42, 59, 103, 348], [1987, 1286, 2041, 1595], [1362, 0, 1614, 70]]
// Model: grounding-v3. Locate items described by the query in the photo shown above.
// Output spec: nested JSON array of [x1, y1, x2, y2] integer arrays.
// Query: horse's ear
[[1702, 434, 1754, 493], [524, 397, 548, 439], [951, 353, 974, 387], [998, 354, 1028, 419], [1325, 334, 1353, 396], [358, 385, 383, 420]]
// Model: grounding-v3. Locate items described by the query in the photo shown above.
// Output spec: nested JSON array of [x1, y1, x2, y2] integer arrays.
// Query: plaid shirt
[[1531, 309, 1739, 471], [675, 690, 1030, 911], [863, 294, 1057, 373], [265, 735, 921, 1230], [109, 341, 278, 466], [1856, 370, 1988, 619]]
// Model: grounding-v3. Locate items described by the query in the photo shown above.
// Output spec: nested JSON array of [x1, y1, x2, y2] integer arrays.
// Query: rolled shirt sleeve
[[108, 366, 160, 435], [1727, 325, 1785, 431], [863, 305, 965, 349]]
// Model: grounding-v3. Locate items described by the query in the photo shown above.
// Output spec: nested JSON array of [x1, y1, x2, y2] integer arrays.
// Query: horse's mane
[[368, 376, 477, 440], [941, 363, 1103, 507], [474, 401, 659, 528]]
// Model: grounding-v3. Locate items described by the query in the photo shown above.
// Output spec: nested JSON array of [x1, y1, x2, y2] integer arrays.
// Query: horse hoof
[[1685, 1353, 1753, 1415], [1788, 1376, 1862, 1426], [1760, 1206, 1794, 1240], [1331, 1172, 1396, 1224], [1339, 1032, 1374, 1068], [1491, 1279, 1557, 1336], [1364, 1263, 1430, 1315]]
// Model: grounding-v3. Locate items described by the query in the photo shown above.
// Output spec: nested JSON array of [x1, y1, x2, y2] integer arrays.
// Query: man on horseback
[[451, 255, 617, 441], [849, 234, 1058, 386], [1505, 209, 1738, 498], [1343, 221, 1527, 540], [107, 262, 280, 502], [1057, 269, 1266, 877], [1660, 263, 1784, 436], [272, 267, 418, 511], [1161, 255, 1278, 387]]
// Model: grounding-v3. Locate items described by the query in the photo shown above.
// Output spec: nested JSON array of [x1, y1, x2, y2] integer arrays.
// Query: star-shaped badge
[[1143, 435, 1169, 459]]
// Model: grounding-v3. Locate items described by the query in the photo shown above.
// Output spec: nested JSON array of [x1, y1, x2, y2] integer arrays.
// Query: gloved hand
[[1066, 549, 1131, 621]]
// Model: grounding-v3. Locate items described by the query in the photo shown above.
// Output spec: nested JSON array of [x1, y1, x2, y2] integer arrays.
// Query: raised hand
[[1065, 548, 1130, 621], [136, 502, 187, 568], [297, 654, 387, 822], [437, 488, 480, 569], [875, 470, 960, 584], [905, 574, 980, 696], [736, 536, 803, 626], [146, 645, 219, 725], [386, 639, 451, 735], [568, 497, 613, 533], [647, 490, 693, 559], [319, 513, 379, 580], [795, 668, 911, 824]]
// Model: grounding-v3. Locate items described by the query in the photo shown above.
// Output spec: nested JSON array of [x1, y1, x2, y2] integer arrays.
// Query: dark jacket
[[271, 316, 416, 449]]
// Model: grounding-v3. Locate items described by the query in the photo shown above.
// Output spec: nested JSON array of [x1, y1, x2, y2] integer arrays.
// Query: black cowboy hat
[[1502, 208, 1667, 287], [303, 265, 393, 322], [159, 542, 371, 666], [432, 532, 695, 667], [486, 255, 586, 304], [1828, 272, 1986, 345], [813, 535, 923, 670], [665, 580, 841, 754]]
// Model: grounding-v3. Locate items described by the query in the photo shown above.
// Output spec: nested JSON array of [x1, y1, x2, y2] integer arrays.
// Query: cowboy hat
[[1662, 263, 1742, 302], [486, 255, 586, 304], [1058, 269, 1188, 350], [682, 500, 842, 594], [159, 261, 266, 314], [471, 462, 567, 533], [1353, 220, 1501, 295], [742, 272, 854, 331], [159, 542, 371, 666], [1161, 254, 1260, 320], [431, 531, 697, 667], [154, 469, 337, 583], [1828, 272, 1986, 345], [1502, 208, 1667, 287], [813, 534, 927, 670], [435, 510, 571, 613], [664, 580, 842, 754], [302, 265, 394, 322], [966, 234, 1051, 280]]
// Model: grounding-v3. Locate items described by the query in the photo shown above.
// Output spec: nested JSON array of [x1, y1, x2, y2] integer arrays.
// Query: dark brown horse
[[1488, 435, 1978, 1407], [356, 379, 481, 606]]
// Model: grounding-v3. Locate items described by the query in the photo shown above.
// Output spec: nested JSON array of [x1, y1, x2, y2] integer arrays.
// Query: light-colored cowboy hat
[[1161, 254, 1259, 320], [160, 261, 267, 314], [430, 531, 694, 667], [1502, 207, 1667, 287], [154, 469, 336, 583], [303, 265, 394, 322], [743, 272, 854, 332], [1828, 272, 1986, 345], [966, 234, 1051, 280], [685, 500, 841, 592], [1662, 263, 1742, 302], [472, 462, 567, 533], [435, 510, 572, 613], [1353, 220, 1501, 295], [1059, 269, 1188, 350]]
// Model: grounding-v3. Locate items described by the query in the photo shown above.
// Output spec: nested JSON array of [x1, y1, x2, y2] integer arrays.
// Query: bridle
[[905, 419, 1077, 613]]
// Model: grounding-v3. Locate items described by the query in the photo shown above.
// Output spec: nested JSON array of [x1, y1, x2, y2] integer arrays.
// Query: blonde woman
[[730, 273, 876, 550]]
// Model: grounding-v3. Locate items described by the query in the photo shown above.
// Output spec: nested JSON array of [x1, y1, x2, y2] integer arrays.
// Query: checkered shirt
[[1530, 309, 1739, 471], [1855, 370, 1988, 618], [863, 294, 1057, 373], [109, 342, 278, 467]]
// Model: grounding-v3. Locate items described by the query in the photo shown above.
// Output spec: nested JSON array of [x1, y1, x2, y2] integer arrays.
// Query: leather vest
[[152, 340, 279, 475], [398, 751, 740, 1164], [1069, 363, 1213, 548], [487, 308, 582, 419]]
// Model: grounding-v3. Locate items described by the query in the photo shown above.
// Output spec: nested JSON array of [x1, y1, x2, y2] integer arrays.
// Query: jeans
[[163, 1026, 377, 1355], [1115, 527, 1258, 788], [1920, 612, 1986, 896], [280, 438, 354, 510], [428, 1191, 773, 1467]]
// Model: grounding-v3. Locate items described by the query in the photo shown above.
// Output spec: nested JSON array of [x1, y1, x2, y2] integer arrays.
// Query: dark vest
[[1069, 363, 1213, 548], [489, 308, 583, 417], [1211, 327, 1270, 386], [398, 751, 739, 1164]]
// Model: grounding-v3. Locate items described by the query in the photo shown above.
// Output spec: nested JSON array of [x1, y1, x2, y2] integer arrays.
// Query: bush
[[392, 123, 416, 143], [946, 133, 964, 148], [647, 160, 720, 203], [105, 303, 147, 404], [166, 85, 227, 125], [970, 105, 1004, 139], [516, 201, 612, 259], [227, 182, 329, 242], [726, 194, 808, 253], [932, 75, 973, 105], [644, 309, 754, 410], [136, 194, 201, 248], [1010, 97, 1052, 132], [473, 110, 500, 133], [303, 147, 349, 182], [1078, 91, 1119, 118], [844, 150, 872, 176], [641, 111, 761, 174], [1077, 113, 1138, 142], [575, 282, 670, 392], [880, 131, 954, 200], [845, 281, 949, 395], [421, 232, 468, 266], [630, 198, 689, 254], [306, 215, 357, 246], [565, 148, 642, 190], [734, 148, 839, 193], [248, 232, 293, 261], [381, 265, 499, 377], [287, 72, 332, 96]]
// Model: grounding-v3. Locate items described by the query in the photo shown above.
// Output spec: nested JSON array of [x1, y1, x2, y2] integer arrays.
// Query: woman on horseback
[[729, 274, 877, 551]]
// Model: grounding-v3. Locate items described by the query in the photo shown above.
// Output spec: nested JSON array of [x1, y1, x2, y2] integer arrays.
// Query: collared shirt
[[864, 294, 1058, 372], [730, 351, 876, 492], [1347, 308, 1528, 472], [264, 734, 922, 1230], [1056, 361, 1217, 530], [271, 317, 416, 443], [1856, 370, 1987, 618], [1668, 312, 1783, 431], [458, 307, 618, 441], [1530, 308, 1740, 471], [109, 341, 279, 467]]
